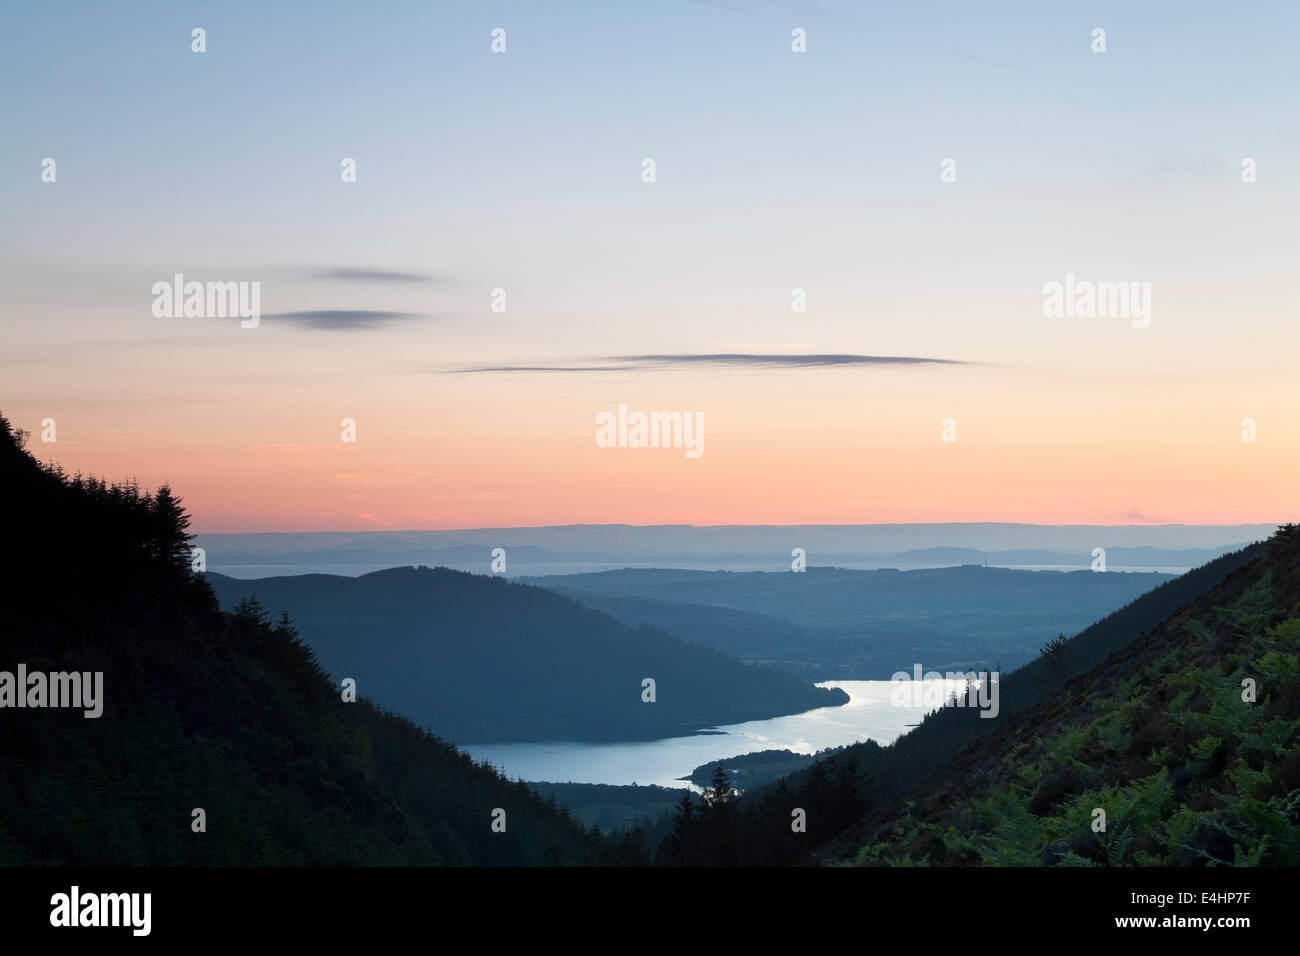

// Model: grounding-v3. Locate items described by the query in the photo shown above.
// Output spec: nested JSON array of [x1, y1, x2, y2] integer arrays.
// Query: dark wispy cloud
[[313, 268, 433, 283], [265, 310, 423, 330], [451, 353, 967, 372]]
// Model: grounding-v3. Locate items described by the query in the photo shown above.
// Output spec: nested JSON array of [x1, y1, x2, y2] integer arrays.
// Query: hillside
[[635, 539, 1275, 865], [0, 415, 620, 866], [525, 566, 1176, 625], [546, 589, 906, 678], [205, 570, 846, 744], [835, 525, 1300, 865], [532, 565, 1176, 674]]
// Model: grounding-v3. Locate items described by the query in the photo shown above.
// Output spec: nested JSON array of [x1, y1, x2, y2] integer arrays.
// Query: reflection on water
[[462, 679, 968, 790]]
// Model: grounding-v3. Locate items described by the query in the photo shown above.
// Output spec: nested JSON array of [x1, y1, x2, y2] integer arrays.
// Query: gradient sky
[[2, 1, 1297, 531]]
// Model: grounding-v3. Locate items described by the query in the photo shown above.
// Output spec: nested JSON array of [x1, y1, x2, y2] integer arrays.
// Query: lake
[[462, 678, 968, 790]]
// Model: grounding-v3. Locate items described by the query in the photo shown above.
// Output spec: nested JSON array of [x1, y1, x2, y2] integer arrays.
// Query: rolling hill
[[532, 565, 1176, 675], [205, 569, 846, 744]]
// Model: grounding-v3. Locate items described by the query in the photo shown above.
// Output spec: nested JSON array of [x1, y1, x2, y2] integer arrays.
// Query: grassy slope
[[836, 526, 1300, 866]]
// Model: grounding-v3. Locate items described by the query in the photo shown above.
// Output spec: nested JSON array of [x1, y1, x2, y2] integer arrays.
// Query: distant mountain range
[[194, 526, 1269, 577], [205, 568, 846, 744], [531, 565, 1176, 676], [884, 545, 1246, 568]]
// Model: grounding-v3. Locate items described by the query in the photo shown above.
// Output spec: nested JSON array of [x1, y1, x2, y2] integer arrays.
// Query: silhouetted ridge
[[206, 564, 847, 744], [0, 414, 620, 865]]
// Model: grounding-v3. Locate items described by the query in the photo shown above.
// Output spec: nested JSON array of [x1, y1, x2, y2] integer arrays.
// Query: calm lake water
[[462, 679, 968, 790]]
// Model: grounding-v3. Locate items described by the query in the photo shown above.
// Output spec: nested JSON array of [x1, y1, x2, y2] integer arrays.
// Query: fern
[[1107, 825, 1134, 866]]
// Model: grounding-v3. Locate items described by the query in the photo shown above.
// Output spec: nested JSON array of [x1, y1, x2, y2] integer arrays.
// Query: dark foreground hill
[[206, 569, 846, 744], [0, 415, 624, 865], [834, 524, 1300, 865]]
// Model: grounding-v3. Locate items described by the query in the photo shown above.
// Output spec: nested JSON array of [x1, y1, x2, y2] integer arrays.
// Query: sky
[[2, 1, 1297, 531]]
